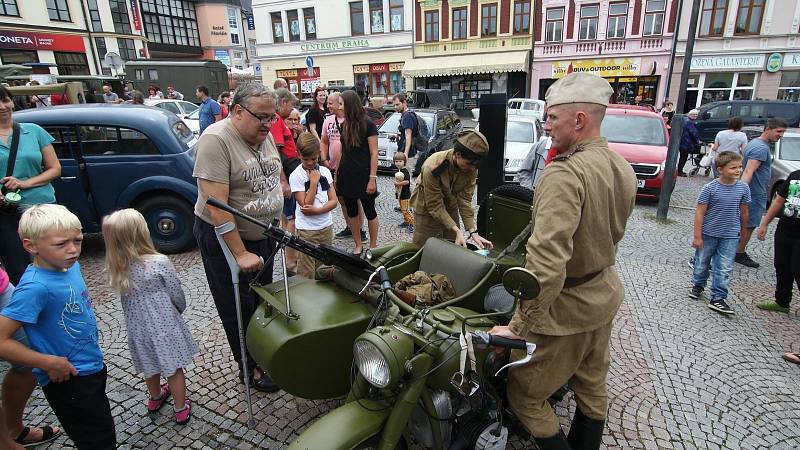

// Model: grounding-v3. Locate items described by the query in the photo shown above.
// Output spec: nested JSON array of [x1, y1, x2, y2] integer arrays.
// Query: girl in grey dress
[[103, 209, 198, 425]]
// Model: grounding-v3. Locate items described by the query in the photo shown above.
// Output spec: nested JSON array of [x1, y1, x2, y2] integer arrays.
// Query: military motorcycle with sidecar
[[208, 182, 537, 449]]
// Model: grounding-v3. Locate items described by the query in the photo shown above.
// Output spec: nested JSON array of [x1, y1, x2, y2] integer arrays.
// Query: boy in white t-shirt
[[289, 132, 338, 279]]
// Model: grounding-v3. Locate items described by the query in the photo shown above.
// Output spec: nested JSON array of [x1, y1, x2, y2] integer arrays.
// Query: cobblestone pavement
[[3, 172, 800, 449]]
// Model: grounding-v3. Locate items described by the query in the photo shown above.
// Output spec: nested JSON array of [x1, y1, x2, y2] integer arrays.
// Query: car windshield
[[171, 120, 195, 147], [781, 136, 800, 161], [507, 121, 534, 143], [181, 102, 199, 113], [601, 114, 667, 146], [379, 112, 434, 138]]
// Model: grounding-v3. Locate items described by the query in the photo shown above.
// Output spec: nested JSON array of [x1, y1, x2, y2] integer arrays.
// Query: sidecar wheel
[[353, 435, 408, 450]]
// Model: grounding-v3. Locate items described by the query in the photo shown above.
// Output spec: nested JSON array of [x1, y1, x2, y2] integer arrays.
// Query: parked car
[[475, 116, 544, 183], [602, 105, 670, 199], [13, 104, 199, 253], [377, 109, 462, 172], [471, 98, 545, 121], [766, 128, 800, 201], [695, 100, 800, 143], [144, 99, 199, 119], [184, 108, 200, 135]]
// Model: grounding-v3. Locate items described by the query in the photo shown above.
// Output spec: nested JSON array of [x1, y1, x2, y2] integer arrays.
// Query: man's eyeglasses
[[239, 104, 276, 124]]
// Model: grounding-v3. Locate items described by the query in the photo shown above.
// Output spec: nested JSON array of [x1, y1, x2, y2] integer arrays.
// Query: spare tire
[[476, 184, 533, 235]]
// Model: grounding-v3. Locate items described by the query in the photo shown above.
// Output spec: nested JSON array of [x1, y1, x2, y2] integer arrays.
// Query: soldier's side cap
[[455, 130, 489, 157], [545, 73, 613, 107]]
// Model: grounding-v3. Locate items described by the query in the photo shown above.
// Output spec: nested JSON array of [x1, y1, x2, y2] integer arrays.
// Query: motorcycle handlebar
[[471, 331, 528, 350]]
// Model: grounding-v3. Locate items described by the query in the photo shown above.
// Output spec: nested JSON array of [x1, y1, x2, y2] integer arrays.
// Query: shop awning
[[402, 51, 529, 78]]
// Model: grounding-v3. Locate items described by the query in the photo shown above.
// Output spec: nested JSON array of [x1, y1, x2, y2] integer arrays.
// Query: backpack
[[403, 111, 429, 157]]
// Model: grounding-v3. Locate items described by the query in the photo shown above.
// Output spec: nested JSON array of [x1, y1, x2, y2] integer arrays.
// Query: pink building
[[530, 0, 679, 108]]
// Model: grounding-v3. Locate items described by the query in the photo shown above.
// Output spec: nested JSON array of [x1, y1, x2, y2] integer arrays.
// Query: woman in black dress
[[306, 86, 328, 140], [337, 90, 379, 254]]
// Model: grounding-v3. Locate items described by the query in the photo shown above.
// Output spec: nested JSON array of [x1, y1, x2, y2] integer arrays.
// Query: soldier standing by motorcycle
[[409, 130, 493, 250], [490, 73, 637, 450]]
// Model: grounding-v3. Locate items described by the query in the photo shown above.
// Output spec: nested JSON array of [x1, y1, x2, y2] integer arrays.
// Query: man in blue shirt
[[196, 85, 221, 135], [736, 118, 787, 268]]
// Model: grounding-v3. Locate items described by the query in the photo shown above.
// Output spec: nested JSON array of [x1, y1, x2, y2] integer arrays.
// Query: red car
[[602, 105, 671, 199]]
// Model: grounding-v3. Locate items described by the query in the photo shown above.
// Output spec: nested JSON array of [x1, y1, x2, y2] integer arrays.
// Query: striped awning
[[402, 51, 529, 78]]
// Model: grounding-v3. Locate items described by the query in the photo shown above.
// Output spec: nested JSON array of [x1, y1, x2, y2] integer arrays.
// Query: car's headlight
[[505, 158, 525, 171], [354, 327, 413, 389], [660, 159, 667, 170]]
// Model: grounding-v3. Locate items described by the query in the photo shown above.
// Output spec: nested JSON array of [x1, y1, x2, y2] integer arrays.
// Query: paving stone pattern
[[3, 173, 799, 449]]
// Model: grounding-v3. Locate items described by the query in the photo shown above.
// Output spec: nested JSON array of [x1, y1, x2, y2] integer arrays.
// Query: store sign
[[370, 64, 387, 72], [130, 0, 142, 31], [552, 58, 641, 78], [783, 53, 800, 68], [0, 30, 85, 52], [276, 69, 298, 78], [690, 54, 765, 71], [389, 63, 404, 71], [301, 38, 370, 53], [246, 15, 255, 30], [214, 49, 230, 67], [353, 65, 370, 74], [766, 53, 783, 73]]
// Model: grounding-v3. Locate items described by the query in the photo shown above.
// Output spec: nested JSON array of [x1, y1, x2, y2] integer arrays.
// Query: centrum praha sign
[[301, 38, 370, 53]]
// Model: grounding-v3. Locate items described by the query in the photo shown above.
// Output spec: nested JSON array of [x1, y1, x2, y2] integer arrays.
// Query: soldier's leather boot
[[533, 429, 571, 450], [567, 408, 605, 450]]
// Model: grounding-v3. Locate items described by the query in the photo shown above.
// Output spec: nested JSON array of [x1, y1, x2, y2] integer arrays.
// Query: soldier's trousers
[[412, 209, 458, 247], [507, 320, 613, 437]]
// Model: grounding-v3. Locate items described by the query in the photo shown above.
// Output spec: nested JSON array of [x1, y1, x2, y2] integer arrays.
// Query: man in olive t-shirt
[[193, 84, 288, 393]]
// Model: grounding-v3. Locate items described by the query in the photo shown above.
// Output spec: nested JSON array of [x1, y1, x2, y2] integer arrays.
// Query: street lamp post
[[657, 0, 702, 220]]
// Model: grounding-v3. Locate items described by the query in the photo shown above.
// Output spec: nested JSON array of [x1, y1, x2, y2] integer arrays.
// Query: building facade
[[671, 0, 800, 112], [531, 0, 679, 107], [404, 0, 535, 113], [196, 0, 252, 69], [0, 0, 147, 75], [252, 0, 413, 100]]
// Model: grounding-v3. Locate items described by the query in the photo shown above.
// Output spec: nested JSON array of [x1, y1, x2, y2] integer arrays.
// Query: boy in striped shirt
[[689, 151, 751, 314]]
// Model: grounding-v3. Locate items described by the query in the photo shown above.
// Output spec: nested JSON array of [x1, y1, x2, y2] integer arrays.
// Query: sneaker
[[688, 286, 703, 300], [756, 301, 790, 314], [734, 252, 760, 268], [708, 299, 734, 315], [175, 399, 192, 425], [147, 384, 171, 413], [397, 222, 409, 228], [335, 227, 352, 238], [687, 257, 695, 270]]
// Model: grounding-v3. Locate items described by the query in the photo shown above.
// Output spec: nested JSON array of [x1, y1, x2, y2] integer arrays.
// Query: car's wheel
[[136, 195, 195, 254], [476, 184, 534, 235]]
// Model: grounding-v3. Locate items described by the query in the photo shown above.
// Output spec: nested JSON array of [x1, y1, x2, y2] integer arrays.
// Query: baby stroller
[[688, 143, 712, 177]]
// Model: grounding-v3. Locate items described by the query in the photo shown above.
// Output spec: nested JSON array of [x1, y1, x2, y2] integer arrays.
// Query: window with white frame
[[228, 7, 238, 28], [545, 8, 564, 42], [778, 72, 800, 102], [369, 0, 384, 33], [578, 5, 598, 40], [287, 10, 300, 41], [389, 0, 403, 31], [607, 2, 627, 39], [231, 32, 240, 44], [271, 12, 284, 43], [249, 39, 256, 57], [304, 8, 317, 39], [643, 0, 665, 36]]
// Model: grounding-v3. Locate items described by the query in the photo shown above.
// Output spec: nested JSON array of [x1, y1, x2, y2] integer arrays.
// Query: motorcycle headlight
[[354, 326, 413, 389]]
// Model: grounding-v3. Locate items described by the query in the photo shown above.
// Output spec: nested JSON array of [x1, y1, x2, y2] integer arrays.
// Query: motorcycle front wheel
[[352, 435, 409, 450]]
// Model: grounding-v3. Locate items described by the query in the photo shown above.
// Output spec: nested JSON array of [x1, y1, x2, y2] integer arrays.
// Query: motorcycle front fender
[[287, 399, 390, 450]]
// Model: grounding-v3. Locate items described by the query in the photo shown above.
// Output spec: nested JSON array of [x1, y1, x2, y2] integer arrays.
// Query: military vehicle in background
[[124, 60, 229, 100]]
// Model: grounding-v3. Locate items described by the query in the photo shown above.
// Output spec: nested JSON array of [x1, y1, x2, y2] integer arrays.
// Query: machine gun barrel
[[206, 197, 375, 279]]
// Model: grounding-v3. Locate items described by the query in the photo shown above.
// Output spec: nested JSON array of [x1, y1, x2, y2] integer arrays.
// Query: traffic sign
[[305, 56, 314, 69]]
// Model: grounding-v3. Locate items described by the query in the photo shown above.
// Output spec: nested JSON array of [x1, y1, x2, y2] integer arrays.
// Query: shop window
[[452, 7, 467, 40], [118, 38, 137, 61], [481, 3, 497, 37], [287, 10, 300, 42], [47, 0, 71, 21], [545, 8, 564, 42], [513, 0, 531, 34], [607, 2, 627, 39], [271, 12, 284, 43], [0, 50, 37, 65], [778, 72, 800, 102], [350, 1, 365, 36], [389, 0, 403, 31], [0, 0, 18, 16], [304, 8, 317, 39], [109, 0, 132, 34], [390, 71, 405, 94], [87, 0, 102, 31], [700, 0, 727, 37], [370, 0, 384, 33], [578, 5, 598, 40], [643, 0, 665, 36], [425, 10, 439, 42], [735, 0, 764, 35], [54, 52, 89, 75]]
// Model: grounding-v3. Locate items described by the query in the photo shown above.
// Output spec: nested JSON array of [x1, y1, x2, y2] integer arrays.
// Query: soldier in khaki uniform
[[490, 73, 637, 450], [410, 130, 493, 250]]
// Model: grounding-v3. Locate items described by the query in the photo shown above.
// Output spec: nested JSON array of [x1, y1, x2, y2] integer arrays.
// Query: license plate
[[379, 160, 393, 167], [637, 179, 646, 188]]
